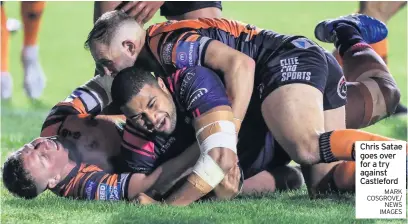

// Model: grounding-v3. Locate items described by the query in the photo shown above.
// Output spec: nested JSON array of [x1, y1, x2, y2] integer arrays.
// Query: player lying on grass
[[2, 73, 303, 202], [85, 12, 402, 198]]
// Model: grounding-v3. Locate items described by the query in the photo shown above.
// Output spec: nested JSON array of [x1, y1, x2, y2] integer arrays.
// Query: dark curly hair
[[2, 152, 39, 199]]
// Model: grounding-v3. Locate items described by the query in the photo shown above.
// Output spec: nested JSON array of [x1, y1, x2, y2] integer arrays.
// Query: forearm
[[224, 59, 255, 122], [164, 147, 237, 206], [147, 143, 199, 196]]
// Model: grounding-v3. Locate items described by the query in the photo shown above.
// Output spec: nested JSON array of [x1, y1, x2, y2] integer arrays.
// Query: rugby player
[[3, 71, 302, 202], [94, 1, 222, 24], [85, 12, 403, 199]]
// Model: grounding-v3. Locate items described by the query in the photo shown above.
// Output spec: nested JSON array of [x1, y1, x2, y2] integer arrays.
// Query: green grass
[[1, 2, 407, 223]]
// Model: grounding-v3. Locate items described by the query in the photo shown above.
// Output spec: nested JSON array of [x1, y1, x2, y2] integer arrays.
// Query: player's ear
[[122, 40, 136, 56], [47, 174, 61, 189], [157, 78, 169, 93]]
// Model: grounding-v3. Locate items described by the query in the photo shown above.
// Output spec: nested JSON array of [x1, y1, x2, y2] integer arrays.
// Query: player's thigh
[[260, 40, 329, 164], [161, 1, 222, 20]]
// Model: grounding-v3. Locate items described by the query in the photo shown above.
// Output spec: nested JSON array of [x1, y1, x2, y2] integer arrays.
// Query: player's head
[[84, 10, 145, 77], [2, 137, 71, 199], [111, 67, 177, 136]]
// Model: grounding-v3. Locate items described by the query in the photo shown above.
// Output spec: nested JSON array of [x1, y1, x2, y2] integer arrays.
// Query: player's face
[[91, 42, 137, 77], [20, 137, 70, 190], [121, 79, 177, 136]]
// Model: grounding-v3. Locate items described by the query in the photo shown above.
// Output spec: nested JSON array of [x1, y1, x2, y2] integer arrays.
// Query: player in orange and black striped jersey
[[1, 136, 201, 201], [1, 73, 206, 201], [1, 74, 136, 201]]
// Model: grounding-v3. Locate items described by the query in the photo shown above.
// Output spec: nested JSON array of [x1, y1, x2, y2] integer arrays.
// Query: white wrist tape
[[196, 120, 237, 154], [192, 153, 225, 188], [200, 132, 237, 154]]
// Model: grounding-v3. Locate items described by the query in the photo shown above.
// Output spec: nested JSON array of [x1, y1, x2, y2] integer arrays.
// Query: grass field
[[1, 2, 407, 223]]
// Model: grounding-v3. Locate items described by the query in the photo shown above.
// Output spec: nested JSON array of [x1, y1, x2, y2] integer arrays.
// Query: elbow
[[246, 57, 256, 73], [208, 148, 238, 174], [235, 55, 255, 75]]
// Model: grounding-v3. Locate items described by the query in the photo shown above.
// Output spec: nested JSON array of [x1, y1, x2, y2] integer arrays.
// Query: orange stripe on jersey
[[148, 18, 261, 41], [56, 98, 87, 115], [71, 98, 87, 114], [63, 164, 86, 197], [81, 164, 102, 173]]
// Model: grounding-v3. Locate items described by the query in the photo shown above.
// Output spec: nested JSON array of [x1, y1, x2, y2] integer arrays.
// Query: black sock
[[334, 23, 365, 57]]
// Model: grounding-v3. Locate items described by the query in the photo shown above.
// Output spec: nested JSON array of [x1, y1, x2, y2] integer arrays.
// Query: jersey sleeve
[[171, 32, 213, 69], [57, 164, 133, 201], [41, 75, 113, 137], [172, 66, 231, 118], [120, 120, 157, 174]]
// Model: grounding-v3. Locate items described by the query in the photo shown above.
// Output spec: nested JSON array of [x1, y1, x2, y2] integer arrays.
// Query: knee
[[288, 135, 321, 166]]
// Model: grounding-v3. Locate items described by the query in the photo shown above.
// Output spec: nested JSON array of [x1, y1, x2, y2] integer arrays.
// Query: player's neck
[[137, 45, 162, 74], [61, 160, 78, 179], [50, 160, 78, 190]]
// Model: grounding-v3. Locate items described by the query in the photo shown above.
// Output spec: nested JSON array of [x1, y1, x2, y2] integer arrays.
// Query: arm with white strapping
[[163, 107, 239, 205], [162, 66, 241, 206]]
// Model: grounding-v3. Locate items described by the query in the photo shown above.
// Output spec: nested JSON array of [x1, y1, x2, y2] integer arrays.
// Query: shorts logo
[[291, 39, 313, 49], [187, 88, 208, 110], [280, 57, 311, 82], [337, 76, 347, 99], [258, 84, 264, 99]]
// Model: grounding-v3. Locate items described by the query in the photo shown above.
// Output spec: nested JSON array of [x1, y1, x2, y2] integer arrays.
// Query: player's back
[[147, 18, 297, 65]]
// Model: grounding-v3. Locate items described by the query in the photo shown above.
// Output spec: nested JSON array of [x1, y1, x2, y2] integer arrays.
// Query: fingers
[[135, 4, 150, 24], [143, 8, 156, 23], [116, 1, 137, 12]]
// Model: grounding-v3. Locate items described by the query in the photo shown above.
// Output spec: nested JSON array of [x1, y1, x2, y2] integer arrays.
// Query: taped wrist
[[189, 154, 225, 194]]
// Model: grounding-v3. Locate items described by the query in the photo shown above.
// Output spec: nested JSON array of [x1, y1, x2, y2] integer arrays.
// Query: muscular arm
[[203, 40, 255, 132], [163, 106, 238, 206], [156, 66, 240, 206]]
